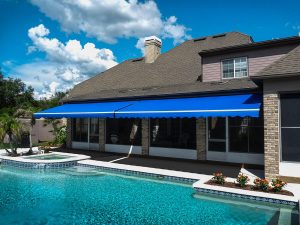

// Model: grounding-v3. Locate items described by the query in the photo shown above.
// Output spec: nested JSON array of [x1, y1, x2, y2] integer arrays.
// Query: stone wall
[[141, 119, 150, 155], [263, 93, 279, 180], [196, 118, 206, 160]]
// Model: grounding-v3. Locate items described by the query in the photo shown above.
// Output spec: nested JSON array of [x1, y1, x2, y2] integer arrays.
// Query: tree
[[14, 108, 36, 154], [0, 113, 22, 156], [0, 68, 35, 109]]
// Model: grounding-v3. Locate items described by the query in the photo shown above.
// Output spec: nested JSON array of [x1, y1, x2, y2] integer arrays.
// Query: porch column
[[99, 118, 106, 152], [264, 93, 280, 180], [196, 118, 206, 160], [141, 119, 150, 155], [66, 118, 72, 149]]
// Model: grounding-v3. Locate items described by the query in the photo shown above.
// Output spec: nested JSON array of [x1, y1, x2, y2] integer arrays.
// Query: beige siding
[[202, 44, 298, 82]]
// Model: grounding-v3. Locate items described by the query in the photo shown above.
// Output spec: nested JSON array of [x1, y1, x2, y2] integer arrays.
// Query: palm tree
[[0, 113, 22, 156]]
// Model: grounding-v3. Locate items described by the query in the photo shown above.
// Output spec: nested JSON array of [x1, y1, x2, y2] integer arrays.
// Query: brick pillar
[[141, 119, 150, 155], [99, 119, 106, 152], [66, 118, 72, 149], [196, 118, 206, 160], [264, 93, 279, 180]]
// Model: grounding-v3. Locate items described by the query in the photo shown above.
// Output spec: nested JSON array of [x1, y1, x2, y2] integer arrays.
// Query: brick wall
[[141, 119, 150, 155], [66, 118, 72, 149], [263, 93, 279, 180], [196, 118, 206, 160]]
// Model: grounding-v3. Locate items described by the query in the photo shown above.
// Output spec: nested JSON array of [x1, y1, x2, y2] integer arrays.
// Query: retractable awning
[[34, 101, 135, 118], [34, 94, 262, 118]]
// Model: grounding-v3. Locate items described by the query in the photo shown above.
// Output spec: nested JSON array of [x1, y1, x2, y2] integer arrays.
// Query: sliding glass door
[[207, 117, 226, 152]]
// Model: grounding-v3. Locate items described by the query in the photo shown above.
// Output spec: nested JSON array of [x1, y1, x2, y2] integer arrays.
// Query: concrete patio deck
[[60, 148, 264, 178]]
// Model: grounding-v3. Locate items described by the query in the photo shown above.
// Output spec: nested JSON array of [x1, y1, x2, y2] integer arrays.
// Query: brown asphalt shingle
[[66, 78, 258, 102], [64, 32, 252, 102]]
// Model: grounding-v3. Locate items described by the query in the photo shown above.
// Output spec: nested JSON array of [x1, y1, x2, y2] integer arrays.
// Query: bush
[[253, 178, 269, 191], [271, 178, 287, 192], [236, 173, 249, 187], [212, 172, 226, 185]]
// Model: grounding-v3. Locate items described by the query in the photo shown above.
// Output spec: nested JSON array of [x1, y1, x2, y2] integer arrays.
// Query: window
[[222, 57, 248, 79], [72, 118, 88, 142], [106, 119, 141, 145], [150, 118, 196, 149], [281, 93, 300, 162], [228, 116, 263, 153], [89, 118, 99, 143]]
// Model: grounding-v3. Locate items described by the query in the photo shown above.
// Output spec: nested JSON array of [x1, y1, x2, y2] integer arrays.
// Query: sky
[[1, 0, 300, 99]]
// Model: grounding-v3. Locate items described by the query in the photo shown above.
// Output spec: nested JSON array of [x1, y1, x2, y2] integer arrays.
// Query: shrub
[[253, 178, 269, 191], [271, 178, 287, 192], [236, 173, 249, 187], [212, 172, 226, 185]]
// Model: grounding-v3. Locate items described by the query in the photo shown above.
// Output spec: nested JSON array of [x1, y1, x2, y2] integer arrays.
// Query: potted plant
[[110, 134, 119, 144]]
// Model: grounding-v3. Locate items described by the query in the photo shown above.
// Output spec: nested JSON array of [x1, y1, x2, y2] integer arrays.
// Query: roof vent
[[194, 37, 207, 42], [212, 33, 226, 38], [132, 57, 143, 62]]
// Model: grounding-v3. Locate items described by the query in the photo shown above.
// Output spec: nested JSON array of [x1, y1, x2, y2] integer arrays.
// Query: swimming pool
[[0, 166, 298, 225]]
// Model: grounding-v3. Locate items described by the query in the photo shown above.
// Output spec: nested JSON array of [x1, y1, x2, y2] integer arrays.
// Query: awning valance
[[34, 94, 262, 118]]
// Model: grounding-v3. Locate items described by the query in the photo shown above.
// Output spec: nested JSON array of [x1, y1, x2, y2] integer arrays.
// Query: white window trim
[[221, 57, 248, 79]]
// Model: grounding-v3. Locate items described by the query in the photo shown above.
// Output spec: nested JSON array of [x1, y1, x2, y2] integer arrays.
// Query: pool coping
[[193, 178, 299, 206], [78, 159, 207, 183], [78, 159, 299, 207], [0, 152, 90, 164]]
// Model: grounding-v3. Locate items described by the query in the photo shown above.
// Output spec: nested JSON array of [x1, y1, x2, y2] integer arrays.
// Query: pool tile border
[[79, 163, 198, 184], [194, 187, 298, 206], [1, 158, 78, 169]]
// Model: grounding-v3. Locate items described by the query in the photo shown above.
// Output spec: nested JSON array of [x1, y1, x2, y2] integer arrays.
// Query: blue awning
[[34, 94, 262, 118], [115, 94, 262, 118], [34, 101, 136, 118]]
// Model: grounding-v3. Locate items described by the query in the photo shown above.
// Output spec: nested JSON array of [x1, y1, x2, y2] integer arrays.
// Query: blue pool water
[[0, 166, 298, 225]]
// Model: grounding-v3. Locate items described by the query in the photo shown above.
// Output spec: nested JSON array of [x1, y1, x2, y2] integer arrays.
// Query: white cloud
[[8, 24, 118, 99], [30, 0, 191, 49]]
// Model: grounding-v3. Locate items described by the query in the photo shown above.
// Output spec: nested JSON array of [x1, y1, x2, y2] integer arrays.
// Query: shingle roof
[[253, 45, 300, 79], [64, 32, 252, 102], [65, 78, 259, 102]]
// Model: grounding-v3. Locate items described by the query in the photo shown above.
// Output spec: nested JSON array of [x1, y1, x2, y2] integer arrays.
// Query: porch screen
[[106, 119, 141, 145], [281, 93, 300, 162], [150, 118, 196, 149]]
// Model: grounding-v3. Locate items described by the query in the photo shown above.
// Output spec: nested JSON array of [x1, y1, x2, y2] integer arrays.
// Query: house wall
[[202, 45, 298, 82], [264, 76, 300, 179]]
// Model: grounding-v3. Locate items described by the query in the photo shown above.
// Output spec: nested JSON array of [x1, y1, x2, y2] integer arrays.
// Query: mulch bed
[[205, 180, 294, 196]]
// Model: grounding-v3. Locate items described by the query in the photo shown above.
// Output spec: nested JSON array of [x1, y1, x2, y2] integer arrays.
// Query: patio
[[60, 148, 264, 178]]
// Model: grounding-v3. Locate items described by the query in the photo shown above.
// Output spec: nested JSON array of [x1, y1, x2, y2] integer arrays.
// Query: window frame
[[280, 92, 300, 163], [221, 57, 248, 79]]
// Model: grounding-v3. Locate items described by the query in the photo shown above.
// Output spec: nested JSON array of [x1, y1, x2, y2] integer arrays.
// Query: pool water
[[25, 154, 71, 160], [0, 166, 298, 225]]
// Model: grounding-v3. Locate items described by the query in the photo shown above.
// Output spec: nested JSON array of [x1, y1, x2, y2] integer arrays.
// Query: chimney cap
[[145, 36, 162, 44]]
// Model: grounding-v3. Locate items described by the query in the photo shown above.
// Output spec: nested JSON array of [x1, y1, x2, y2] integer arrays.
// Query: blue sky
[[1, 0, 300, 98]]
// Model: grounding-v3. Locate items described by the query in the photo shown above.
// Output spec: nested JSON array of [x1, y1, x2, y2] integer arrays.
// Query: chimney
[[144, 36, 162, 63]]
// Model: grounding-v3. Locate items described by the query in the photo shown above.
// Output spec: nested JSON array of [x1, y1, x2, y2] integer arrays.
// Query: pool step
[[58, 166, 105, 176]]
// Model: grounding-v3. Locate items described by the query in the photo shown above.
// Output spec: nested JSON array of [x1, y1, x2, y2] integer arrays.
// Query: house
[[35, 32, 300, 181]]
